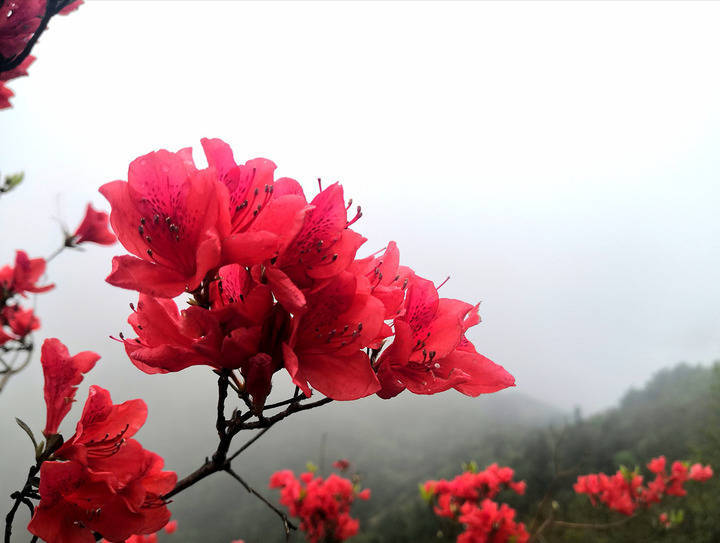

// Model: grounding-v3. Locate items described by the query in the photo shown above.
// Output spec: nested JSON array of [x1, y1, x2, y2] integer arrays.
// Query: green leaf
[[5, 172, 24, 190], [305, 461, 318, 473], [419, 483, 433, 502], [15, 417, 38, 450]]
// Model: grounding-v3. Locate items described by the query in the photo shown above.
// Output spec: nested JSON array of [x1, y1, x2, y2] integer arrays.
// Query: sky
[[2, 0, 720, 418]]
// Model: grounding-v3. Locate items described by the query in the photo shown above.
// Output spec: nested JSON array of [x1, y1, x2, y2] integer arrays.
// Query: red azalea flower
[[350, 241, 413, 321], [29, 386, 176, 543], [575, 457, 713, 515], [1, 304, 39, 337], [72, 203, 117, 246], [282, 270, 384, 400], [333, 459, 351, 472], [648, 456, 666, 475], [248, 181, 364, 314], [119, 294, 224, 374], [273, 182, 365, 287], [270, 469, 369, 543], [689, 463, 713, 482], [0, 250, 54, 298], [41, 338, 100, 436], [376, 275, 514, 399], [457, 499, 529, 543], [100, 149, 224, 297]]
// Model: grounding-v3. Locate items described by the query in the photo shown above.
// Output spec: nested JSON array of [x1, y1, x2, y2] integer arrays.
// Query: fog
[[2, 1, 720, 501]]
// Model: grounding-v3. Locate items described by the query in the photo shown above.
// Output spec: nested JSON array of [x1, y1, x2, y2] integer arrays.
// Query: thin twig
[[225, 467, 296, 541], [553, 517, 635, 530]]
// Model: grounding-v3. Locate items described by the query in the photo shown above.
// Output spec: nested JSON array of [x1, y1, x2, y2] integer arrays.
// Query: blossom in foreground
[[104, 139, 515, 406], [70, 203, 117, 246], [270, 467, 370, 543], [574, 456, 713, 515], [29, 340, 176, 543], [40, 338, 99, 436]]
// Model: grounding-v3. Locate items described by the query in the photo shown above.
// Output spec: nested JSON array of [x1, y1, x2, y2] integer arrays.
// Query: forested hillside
[[357, 362, 720, 543], [157, 362, 720, 542]]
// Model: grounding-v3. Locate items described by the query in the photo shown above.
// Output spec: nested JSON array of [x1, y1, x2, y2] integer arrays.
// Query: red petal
[[106, 255, 188, 298], [266, 267, 307, 313], [444, 351, 515, 396], [295, 351, 380, 401]]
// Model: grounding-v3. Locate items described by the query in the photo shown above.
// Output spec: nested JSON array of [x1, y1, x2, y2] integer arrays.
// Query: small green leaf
[[15, 417, 38, 450], [5, 172, 24, 190], [419, 483, 433, 502], [305, 461, 318, 473]]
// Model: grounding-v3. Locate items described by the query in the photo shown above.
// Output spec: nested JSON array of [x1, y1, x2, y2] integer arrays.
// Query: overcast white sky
[[2, 1, 720, 414]]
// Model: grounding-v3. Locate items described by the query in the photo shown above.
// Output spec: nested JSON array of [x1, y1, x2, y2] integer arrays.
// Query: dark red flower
[[41, 338, 100, 436], [0, 1, 43, 58], [71, 203, 117, 246], [333, 459, 350, 472], [100, 149, 224, 297]]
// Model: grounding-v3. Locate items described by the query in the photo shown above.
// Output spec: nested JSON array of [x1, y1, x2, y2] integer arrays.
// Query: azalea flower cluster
[[0, 250, 51, 347], [422, 464, 529, 543], [269, 466, 370, 543], [103, 138, 514, 407], [0, 0, 82, 109], [574, 456, 713, 516], [28, 338, 176, 543]]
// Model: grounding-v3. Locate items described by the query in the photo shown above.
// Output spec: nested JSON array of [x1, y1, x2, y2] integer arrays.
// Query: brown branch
[[163, 385, 332, 512], [225, 467, 296, 540], [4, 438, 62, 543], [236, 397, 333, 431]]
